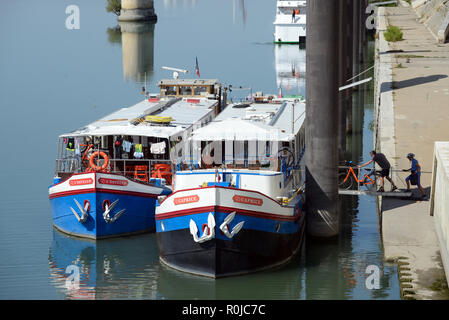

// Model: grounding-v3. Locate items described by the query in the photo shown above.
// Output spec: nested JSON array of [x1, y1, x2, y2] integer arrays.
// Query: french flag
[[195, 57, 200, 78]]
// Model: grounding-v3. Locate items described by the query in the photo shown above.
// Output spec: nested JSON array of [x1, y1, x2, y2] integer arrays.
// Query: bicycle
[[338, 161, 379, 190]]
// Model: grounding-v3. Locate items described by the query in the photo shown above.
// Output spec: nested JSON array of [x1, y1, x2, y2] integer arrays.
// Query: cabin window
[[101, 136, 108, 149], [201, 141, 221, 167], [224, 139, 233, 166], [265, 141, 271, 157], [234, 141, 245, 166], [165, 86, 177, 96], [193, 86, 207, 96], [179, 86, 192, 96]]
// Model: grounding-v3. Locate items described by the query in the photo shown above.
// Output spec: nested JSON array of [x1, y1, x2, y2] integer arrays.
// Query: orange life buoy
[[89, 151, 109, 171]]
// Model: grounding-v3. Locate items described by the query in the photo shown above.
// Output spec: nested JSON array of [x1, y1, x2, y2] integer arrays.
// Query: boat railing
[[174, 155, 297, 173], [55, 158, 173, 185]]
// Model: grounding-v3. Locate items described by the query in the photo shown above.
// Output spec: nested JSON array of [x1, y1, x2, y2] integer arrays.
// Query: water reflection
[[120, 21, 155, 83], [106, 26, 121, 46], [48, 229, 306, 299], [233, 0, 247, 26], [107, 21, 155, 83], [48, 230, 160, 299], [157, 246, 305, 299], [274, 44, 306, 97], [163, 0, 198, 8], [163, 0, 247, 26]]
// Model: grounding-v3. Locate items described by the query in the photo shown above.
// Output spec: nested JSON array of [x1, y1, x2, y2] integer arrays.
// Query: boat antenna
[[162, 66, 189, 80]]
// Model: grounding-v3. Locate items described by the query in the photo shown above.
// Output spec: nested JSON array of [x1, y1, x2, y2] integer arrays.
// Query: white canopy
[[189, 118, 293, 142], [58, 96, 217, 140], [59, 124, 185, 139]]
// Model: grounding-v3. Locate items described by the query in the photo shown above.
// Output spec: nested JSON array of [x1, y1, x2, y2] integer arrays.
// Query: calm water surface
[[0, 0, 399, 299]]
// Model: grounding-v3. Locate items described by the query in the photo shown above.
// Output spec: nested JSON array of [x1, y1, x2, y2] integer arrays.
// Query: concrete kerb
[[412, 0, 449, 43], [430, 142, 449, 288], [437, 12, 449, 43], [374, 7, 398, 207], [374, 7, 423, 299]]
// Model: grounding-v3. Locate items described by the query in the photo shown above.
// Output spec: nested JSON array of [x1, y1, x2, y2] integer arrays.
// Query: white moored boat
[[49, 79, 224, 239], [155, 96, 306, 278], [273, 0, 307, 44]]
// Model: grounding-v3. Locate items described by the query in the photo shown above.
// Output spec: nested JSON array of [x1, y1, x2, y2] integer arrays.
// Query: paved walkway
[[377, 5, 449, 299]]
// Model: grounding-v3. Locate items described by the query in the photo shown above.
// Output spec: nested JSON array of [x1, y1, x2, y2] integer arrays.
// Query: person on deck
[[402, 153, 426, 198], [358, 150, 398, 192], [292, 9, 296, 23]]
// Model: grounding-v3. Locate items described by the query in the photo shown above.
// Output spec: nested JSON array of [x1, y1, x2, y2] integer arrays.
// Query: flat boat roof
[[190, 100, 305, 141], [158, 79, 219, 86], [60, 97, 217, 139]]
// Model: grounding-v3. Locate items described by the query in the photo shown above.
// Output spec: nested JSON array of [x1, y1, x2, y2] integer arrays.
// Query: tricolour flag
[[195, 57, 200, 78]]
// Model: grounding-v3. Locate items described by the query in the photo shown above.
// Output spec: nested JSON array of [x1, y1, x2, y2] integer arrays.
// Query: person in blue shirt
[[403, 153, 426, 198]]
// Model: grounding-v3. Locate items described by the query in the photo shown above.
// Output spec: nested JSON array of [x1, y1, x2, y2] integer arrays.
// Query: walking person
[[292, 9, 296, 23], [402, 153, 426, 198], [358, 150, 398, 192]]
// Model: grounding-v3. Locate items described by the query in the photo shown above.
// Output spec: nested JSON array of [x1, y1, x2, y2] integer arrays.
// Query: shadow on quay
[[380, 186, 431, 211], [381, 75, 448, 92]]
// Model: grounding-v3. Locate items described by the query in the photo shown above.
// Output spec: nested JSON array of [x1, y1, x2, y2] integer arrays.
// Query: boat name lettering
[[98, 178, 129, 186], [232, 195, 263, 206], [174, 195, 200, 205], [69, 178, 93, 186]]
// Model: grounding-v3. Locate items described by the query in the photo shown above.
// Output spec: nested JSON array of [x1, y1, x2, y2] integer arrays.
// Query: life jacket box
[[150, 177, 166, 186]]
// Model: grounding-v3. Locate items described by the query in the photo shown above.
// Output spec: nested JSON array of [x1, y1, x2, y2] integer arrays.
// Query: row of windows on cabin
[[178, 140, 295, 165], [161, 85, 213, 96]]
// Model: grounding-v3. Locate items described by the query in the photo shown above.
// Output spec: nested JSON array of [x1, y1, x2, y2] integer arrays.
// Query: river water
[[0, 0, 399, 299]]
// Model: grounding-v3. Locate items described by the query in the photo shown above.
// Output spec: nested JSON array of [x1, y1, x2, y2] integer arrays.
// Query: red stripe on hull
[[156, 205, 299, 222], [159, 185, 283, 206], [49, 188, 159, 199]]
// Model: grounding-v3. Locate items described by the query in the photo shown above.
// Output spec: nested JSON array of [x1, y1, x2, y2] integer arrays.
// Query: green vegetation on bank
[[106, 0, 121, 16], [384, 25, 403, 42], [369, 0, 398, 6]]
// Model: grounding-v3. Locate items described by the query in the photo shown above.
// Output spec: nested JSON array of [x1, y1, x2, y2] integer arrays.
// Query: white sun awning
[[189, 118, 293, 142]]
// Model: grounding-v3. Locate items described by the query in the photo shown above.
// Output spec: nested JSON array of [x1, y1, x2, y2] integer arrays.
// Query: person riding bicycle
[[402, 153, 426, 198], [358, 150, 397, 192]]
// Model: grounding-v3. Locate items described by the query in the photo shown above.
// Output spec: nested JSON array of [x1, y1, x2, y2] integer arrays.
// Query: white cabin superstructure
[[49, 78, 224, 239], [55, 79, 222, 186], [171, 97, 306, 202], [273, 0, 307, 43]]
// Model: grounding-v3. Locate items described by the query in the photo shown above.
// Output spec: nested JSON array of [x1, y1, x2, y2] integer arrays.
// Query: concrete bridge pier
[[119, 0, 157, 22], [305, 0, 340, 238], [338, 0, 354, 159], [352, 0, 361, 80]]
